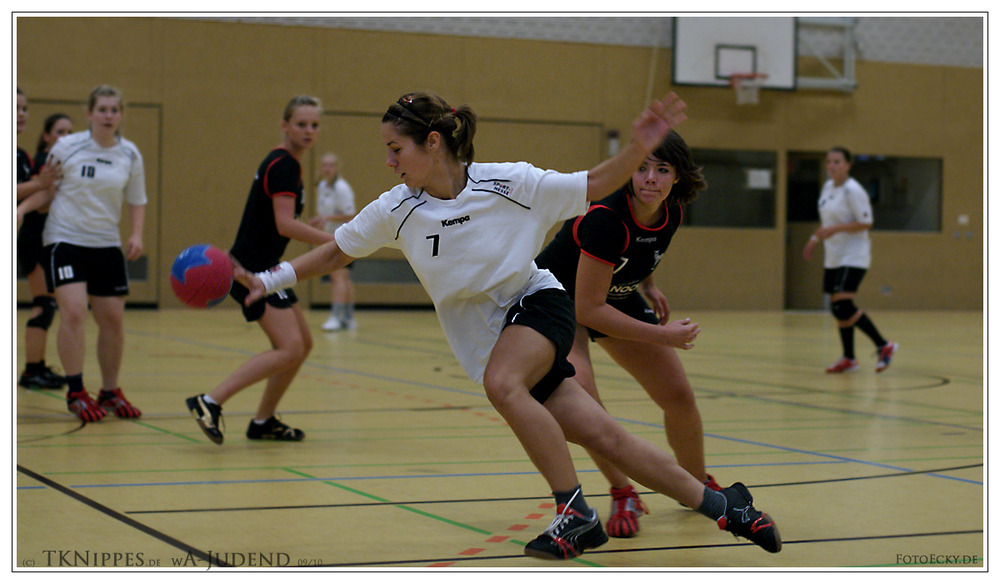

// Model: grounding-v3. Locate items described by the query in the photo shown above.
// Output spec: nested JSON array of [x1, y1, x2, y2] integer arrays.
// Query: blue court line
[[17, 460, 848, 491]]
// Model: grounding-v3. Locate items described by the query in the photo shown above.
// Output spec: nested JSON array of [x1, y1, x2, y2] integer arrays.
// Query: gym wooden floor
[[14, 308, 984, 570]]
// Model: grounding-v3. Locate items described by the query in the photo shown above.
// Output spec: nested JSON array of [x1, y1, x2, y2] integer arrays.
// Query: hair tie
[[450, 108, 456, 114]]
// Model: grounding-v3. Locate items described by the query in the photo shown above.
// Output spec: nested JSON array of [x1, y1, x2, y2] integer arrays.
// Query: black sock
[[696, 486, 727, 522], [855, 314, 887, 347], [838, 326, 856, 359], [66, 374, 84, 394], [553, 485, 590, 514]]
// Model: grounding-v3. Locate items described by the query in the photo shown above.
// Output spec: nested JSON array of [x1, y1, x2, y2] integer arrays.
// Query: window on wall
[[685, 149, 777, 228], [787, 152, 943, 231]]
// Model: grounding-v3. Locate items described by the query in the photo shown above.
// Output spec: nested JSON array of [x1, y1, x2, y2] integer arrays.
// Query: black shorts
[[229, 281, 298, 322], [823, 267, 867, 294], [44, 242, 130, 296], [503, 287, 577, 404], [17, 211, 47, 276], [585, 293, 659, 340]]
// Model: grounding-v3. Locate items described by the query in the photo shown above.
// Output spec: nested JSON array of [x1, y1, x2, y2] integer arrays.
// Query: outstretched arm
[[233, 237, 356, 305], [586, 92, 688, 201]]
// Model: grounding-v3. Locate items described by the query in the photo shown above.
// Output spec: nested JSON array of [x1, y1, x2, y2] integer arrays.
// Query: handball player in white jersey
[[236, 91, 782, 559], [17, 85, 145, 422], [803, 147, 897, 373]]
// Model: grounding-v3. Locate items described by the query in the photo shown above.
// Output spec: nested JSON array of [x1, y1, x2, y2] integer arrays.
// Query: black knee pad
[[26, 296, 58, 330], [831, 299, 858, 322]]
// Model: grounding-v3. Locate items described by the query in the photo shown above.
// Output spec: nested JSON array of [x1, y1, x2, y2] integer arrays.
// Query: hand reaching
[[37, 160, 62, 189], [632, 92, 688, 152], [660, 317, 700, 350], [230, 254, 266, 306]]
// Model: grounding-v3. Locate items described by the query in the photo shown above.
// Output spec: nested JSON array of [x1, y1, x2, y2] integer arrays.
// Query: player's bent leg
[[486, 326, 607, 559], [483, 324, 580, 493], [249, 304, 310, 440], [547, 383, 783, 553], [571, 330, 648, 537], [544, 378, 703, 506], [600, 338, 708, 482]]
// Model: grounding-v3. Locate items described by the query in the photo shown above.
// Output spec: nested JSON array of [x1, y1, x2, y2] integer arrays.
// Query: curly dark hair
[[628, 130, 707, 205]]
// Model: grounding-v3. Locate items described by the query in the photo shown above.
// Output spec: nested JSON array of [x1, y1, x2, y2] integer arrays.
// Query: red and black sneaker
[[67, 389, 106, 423], [876, 342, 898, 373], [524, 503, 608, 559], [717, 482, 781, 553], [97, 388, 142, 418], [825, 357, 859, 373], [705, 473, 722, 491], [606, 484, 648, 538]]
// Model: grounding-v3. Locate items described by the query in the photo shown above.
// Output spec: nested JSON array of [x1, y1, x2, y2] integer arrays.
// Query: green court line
[[130, 419, 203, 443], [279, 467, 605, 568]]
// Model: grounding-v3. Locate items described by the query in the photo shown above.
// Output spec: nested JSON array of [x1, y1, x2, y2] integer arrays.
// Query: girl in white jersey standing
[[309, 152, 357, 331], [17, 85, 145, 422], [803, 147, 897, 373], [235, 91, 782, 560]]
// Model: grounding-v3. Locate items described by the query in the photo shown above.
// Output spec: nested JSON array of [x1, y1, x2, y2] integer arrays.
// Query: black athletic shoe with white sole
[[186, 394, 224, 445], [524, 504, 609, 559], [246, 416, 305, 441], [717, 482, 782, 553], [19, 366, 67, 389]]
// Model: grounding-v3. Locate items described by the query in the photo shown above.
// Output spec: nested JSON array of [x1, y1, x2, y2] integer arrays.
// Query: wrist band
[[257, 261, 297, 294]]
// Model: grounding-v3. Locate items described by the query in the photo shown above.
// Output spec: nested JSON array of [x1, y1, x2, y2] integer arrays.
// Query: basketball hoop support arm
[[796, 17, 859, 92]]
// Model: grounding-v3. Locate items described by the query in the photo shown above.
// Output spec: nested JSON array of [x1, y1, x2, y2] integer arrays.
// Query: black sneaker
[[717, 482, 782, 553], [19, 366, 66, 390], [246, 416, 305, 441], [524, 504, 609, 560], [186, 395, 224, 445]]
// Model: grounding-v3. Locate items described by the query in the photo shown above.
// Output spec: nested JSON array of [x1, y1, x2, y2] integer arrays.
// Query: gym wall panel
[[15, 16, 983, 310]]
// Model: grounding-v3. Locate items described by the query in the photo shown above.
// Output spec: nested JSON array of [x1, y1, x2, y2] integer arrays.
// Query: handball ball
[[170, 244, 234, 308]]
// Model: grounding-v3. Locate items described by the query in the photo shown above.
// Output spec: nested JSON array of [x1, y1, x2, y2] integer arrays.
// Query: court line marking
[[274, 468, 603, 568], [114, 462, 979, 515], [16, 461, 847, 492], [278, 529, 986, 568], [15, 464, 227, 567]]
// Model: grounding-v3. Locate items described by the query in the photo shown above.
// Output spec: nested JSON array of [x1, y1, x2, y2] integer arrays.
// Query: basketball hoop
[[729, 73, 768, 105]]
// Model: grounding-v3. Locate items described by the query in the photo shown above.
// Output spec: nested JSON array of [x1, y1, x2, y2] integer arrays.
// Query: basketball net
[[729, 73, 768, 105]]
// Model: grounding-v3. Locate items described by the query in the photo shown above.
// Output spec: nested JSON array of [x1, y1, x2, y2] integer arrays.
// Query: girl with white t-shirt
[[235, 91, 781, 560], [17, 85, 145, 422], [802, 147, 897, 373], [309, 152, 357, 331]]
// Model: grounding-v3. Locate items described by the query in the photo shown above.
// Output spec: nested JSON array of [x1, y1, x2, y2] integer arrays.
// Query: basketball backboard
[[672, 17, 797, 90]]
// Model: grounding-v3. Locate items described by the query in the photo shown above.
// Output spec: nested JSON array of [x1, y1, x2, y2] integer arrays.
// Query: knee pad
[[26, 296, 58, 330], [831, 299, 859, 322]]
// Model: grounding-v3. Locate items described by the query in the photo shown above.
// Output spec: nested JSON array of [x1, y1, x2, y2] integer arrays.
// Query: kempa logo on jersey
[[96, 158, 113, 165], [636, 236, 658, 243], [441, 215, 471, 227]]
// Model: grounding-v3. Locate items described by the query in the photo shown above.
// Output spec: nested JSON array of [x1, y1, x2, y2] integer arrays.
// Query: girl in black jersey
[[535, 131, 713, 538], [16, 89, 67, 389], [185, 96, 335, 445]]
